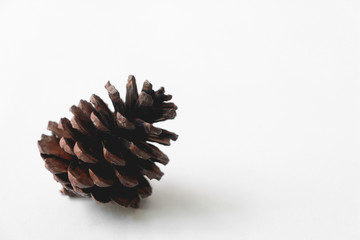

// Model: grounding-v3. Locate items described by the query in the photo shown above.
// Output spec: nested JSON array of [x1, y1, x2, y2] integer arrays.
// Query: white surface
[[0, 0, 359, 239]]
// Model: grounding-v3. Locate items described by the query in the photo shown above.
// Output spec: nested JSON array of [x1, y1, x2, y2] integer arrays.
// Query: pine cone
[[37, 75, 178, 208]]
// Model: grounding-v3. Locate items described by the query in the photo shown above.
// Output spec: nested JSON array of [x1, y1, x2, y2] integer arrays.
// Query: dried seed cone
[[38, 75, 178, 208]]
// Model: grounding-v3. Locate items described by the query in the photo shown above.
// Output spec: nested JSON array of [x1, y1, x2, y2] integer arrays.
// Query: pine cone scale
[[53, 173, 70, 185], [105, 81, 126, 115], [78, 99, 95, 117], [88, 166, 115, 187], [59, 137, 75, 155], [103, 145, 126, 166], [68, 161, 95, 188], [44, 157, 69, 174], [90, 187, 111, 203], [125, 75, 139, 114]]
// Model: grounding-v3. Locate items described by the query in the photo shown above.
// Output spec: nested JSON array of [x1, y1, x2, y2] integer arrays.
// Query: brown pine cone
[[37, 75, 178, 208]]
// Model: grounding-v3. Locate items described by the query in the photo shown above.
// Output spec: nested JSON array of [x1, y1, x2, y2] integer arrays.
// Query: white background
[[0, 0, 359, 239]]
